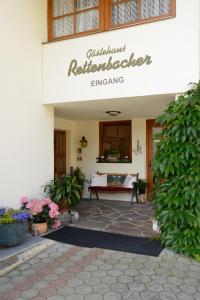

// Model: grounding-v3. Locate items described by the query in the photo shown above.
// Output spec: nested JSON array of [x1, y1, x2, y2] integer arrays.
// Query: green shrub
[[154, 82, 200, 257]]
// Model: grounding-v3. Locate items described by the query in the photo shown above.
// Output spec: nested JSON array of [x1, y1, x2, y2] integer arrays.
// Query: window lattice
[[49, 0, 175, 40]]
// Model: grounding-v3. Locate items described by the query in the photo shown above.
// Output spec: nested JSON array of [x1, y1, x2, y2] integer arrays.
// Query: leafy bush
[[154, 82, 200, 257]]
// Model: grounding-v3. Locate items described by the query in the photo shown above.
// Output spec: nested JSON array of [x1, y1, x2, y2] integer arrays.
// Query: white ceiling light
[[105, 110, 121, 116]]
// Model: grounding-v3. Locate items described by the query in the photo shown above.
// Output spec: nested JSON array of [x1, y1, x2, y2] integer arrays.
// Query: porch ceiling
[[54, 94, 175, 120]]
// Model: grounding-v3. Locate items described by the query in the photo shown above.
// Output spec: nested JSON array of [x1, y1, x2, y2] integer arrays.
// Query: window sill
[[96, 160, 132, 164]]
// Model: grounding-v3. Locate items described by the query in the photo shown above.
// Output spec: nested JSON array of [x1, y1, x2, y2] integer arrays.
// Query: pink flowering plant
[[21, 197, 61, 229]]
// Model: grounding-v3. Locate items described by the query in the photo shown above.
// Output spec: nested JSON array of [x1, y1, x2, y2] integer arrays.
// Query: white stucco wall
[[43, 0, 200, 104], [0, 0, 54, 208], [54, 117, 146, 200]]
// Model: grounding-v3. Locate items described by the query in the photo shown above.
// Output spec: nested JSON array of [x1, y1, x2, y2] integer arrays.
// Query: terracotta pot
[[59, 199, 70, 213], [32, 222, 48, 234]]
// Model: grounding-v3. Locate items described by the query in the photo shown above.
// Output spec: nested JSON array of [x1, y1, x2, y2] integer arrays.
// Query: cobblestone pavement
[[65, 200, 156, 238], [0, 242, 200, 300]]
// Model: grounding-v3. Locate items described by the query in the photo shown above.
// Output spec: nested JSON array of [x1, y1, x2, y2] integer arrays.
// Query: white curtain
[[76, 0, 99, 33]]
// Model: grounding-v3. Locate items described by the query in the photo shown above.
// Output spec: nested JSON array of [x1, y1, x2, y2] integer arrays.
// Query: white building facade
[[0, 0, 200, 207]]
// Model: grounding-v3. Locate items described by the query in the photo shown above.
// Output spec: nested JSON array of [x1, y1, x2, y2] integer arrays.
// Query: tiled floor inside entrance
[[70, 199, 156, 238]]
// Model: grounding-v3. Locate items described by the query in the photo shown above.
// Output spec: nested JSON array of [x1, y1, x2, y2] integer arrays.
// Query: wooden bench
[[88, 173, 139, 204]]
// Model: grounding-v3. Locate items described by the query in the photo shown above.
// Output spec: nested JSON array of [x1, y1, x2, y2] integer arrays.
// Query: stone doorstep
[[0, 239, 55, 277]]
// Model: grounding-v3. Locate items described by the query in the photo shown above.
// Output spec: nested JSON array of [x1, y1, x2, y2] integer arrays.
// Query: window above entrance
[[98, 120, 132, 163], [48, 0, 176, 41]]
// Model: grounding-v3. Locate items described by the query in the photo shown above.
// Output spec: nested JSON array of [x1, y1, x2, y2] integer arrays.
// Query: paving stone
[[84, 277, 100, 286], [190, 264, 200, 273], [49, 252, 62, 258], [107, 269, 123, 277], [118, 275, 133, 284], [48, 296, 65, 300], [0, 283, 13, 292], [57, 286, 75, 296], [61, 261, 74, 267], [101, 276, 117, 285], [98, 254, 110, 260], [119, 258, 133, 264], [92, 270, 107, 278], [114, 263, 129, 270], [180, 284, 197, 294], [54, 267, 66, 274], [129, 262, 144, 269], [139, 268, 155, 275], [159, 292, 177, 300], [92, 259, 104, 266], [124, 269, 139, 276], [43, 274, 59, 281], [150, 275, 168, 284], [21, 269, 36, 276], [121, 290, 140, 300], [156, 267, 172, 276], [21, 288, 39, 299], [134, 274, 151, 284], [187, 271, 200, 280], [76, 271, 91, 279], [84, 264, 98, 271], [66, 294, 84, 300], [70, 256, 83, 262], [146, 281, 163, 292], [184, 277, 199, 286], [167, 276, 184, 286], [0, 277, 10, 285], [104, 291, 122, 300], [177, 293, 194, 300], [171, 269, 186, 278], [93, 283, 110, 294], [9, 275, 25, 283], [76, 285, 92, 294], [33, 281, 50, 289], [128, 282, 145, 292], [68, 278, 83, 287], [164, 283, 181, 294], [104, 258, 119, 265], [140, 291, 160, 300], [110, 283, 129, 293], [99, 264, 113, 270], [84, 293, 103, 300]]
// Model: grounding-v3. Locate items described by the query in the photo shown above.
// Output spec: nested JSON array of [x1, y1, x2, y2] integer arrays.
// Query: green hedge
[[154, 82, 200, 257]]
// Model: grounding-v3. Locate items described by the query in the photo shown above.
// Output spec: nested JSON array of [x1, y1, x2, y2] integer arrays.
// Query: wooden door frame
[[146, 119, 161, 199]]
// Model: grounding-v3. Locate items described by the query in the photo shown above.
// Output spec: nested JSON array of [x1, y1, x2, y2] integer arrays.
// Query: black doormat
[[43, 226, 162, 257]]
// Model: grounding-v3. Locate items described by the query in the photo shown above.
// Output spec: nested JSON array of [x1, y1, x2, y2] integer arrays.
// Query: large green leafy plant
[[43, 175, 82, 212], [154, 82, 200, 257]]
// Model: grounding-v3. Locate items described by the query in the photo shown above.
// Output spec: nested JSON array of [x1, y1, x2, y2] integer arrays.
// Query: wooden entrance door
[[54, 130, 66, 179], [146, 120, 162, 199]]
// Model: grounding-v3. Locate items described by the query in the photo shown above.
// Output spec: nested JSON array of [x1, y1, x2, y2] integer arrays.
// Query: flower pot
[[59, 199, 70, 213], [32, 222, 48, 235], [0, 223, 27, 247]]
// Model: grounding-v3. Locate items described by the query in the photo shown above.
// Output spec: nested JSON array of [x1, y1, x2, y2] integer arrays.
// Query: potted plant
[[135, 179, 147, 195], [43, 175, 82, 213], [21, 197, 61, 234], [71, 167, 88, 196], [0, 208, 30, 247]]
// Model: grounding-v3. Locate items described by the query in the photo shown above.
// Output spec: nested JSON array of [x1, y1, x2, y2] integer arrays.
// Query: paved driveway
[[0, 241, 200, 300]]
